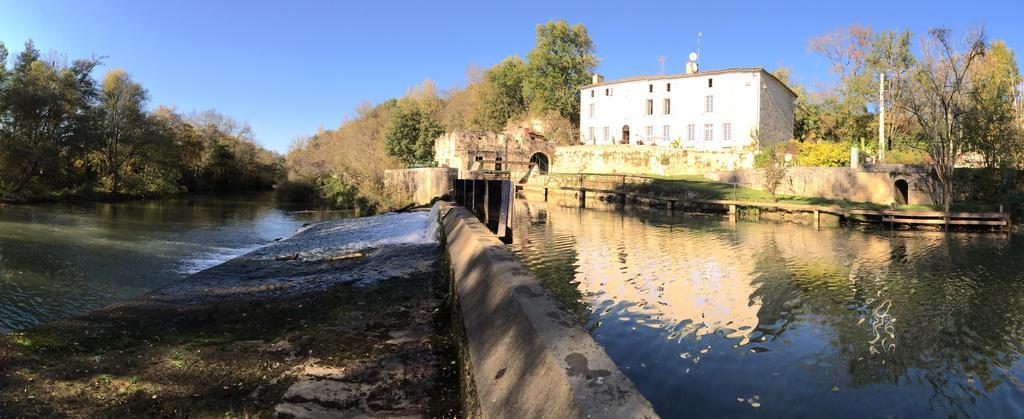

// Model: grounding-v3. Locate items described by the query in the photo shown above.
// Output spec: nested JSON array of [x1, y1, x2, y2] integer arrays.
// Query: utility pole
[[658, 56, 666, 75], [878, 72, 886, 162]]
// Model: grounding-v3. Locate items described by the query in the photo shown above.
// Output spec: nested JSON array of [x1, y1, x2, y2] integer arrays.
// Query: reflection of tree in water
[[748, 228, 1024, 414], [510, 201, 587, 320]]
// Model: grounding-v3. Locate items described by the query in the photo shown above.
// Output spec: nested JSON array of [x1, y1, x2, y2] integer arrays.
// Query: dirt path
[[0, 215, 459, 418]]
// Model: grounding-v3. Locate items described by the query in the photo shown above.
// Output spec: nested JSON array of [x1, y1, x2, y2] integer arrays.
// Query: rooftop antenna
[[658, 55, 666, 75], [696, 32, 703, 64]]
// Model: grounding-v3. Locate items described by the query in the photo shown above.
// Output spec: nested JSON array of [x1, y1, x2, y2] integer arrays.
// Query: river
[[0, 194, 351, 333], [510, 199, 1024, 418]]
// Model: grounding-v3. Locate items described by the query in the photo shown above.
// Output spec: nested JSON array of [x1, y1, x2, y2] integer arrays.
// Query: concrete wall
[[441, 205, 656, 418], [552, 144, 755, 176], [707, 166, 937, 205], [384, 167, 456, 205]]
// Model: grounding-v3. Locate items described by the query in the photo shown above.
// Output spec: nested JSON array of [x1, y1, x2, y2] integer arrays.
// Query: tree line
[[0, 40, 282, 204], [285, 19, 598, 211], [778, 25, 1022, 210]]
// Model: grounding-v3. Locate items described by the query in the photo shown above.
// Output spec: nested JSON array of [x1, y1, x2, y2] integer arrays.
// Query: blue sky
[[1, 0, 1021, 153]]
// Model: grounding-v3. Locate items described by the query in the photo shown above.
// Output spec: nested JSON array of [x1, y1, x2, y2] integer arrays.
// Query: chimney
[[592, 73, 604, 84]]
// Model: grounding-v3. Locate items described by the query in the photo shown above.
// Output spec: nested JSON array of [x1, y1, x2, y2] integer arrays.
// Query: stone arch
[[894, 179, 909, 205], [530, 152, 550, 174], [621, 125, 630, 144]]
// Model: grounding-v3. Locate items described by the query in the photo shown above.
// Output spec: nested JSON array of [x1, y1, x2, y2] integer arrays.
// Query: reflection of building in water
[[511, 200, 904, 347]]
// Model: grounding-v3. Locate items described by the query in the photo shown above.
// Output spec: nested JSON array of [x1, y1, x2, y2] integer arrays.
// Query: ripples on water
[[509, 199, 1024, 418], [0, 194, 351, 333]]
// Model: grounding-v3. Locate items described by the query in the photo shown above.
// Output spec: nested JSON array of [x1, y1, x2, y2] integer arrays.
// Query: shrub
[[885, 148, 930, 165], [756, 146, 789, 202], [793, 141, 849, 167]]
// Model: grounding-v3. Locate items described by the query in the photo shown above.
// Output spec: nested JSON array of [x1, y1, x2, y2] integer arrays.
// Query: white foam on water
[[302, 209, 437, 257], [176, 203, 441, 273], [175, 243, 268, 274]]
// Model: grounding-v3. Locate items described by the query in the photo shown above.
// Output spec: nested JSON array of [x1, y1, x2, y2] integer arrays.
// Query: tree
[[383, 104, 440, 166], [0, 40, 86, 194], [901, 27, 987, 212], [474, 56, 528, 131], [523, 19, 597, 127], [867, 30, 917, 157], [963, 40, 1022, 170], [96, 69, 148, 193]]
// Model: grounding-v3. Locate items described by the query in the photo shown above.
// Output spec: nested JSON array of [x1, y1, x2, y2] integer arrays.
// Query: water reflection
[[0, 193, 351, 332], [510, 199, 1024, 418]]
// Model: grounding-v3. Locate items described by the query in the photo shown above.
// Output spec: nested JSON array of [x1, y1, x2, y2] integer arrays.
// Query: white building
[[579, 67, 796, 150]]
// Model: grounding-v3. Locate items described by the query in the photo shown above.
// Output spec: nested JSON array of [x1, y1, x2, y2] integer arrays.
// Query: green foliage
[[384, 103, 442, 166], [0, 40, 281, 203], [885, 148, 929, 164], [523, 19, 597, 126], [963, 40, 1023, 169], [319, 177, 362, 209], [473, 56, 528, 131], [755, 146, 789, 202], [792, 141, 850, 167]]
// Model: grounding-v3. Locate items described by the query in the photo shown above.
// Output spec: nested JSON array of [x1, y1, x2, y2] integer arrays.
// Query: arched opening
[[621, 125, 630, 144], [894, 179, 909, 205], [529, 152, 550, 174]]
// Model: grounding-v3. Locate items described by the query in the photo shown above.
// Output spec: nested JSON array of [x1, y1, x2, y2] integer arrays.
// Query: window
[[662, 125, 670, 142], [605, 88, 613, 96], [705, 95, 714, 112], [648, 84, 653, 93], [722, 123, 732, 142], [590, 90, 595, 97], [666, 83, 671, 92], [603, 126, 609, 142], [663, 98, 671, 115], [588, 103, 594, 118], [687, 124, 696, 142], [703, 123, 714, 141], [708, 78, 713, 88], [646, 99, 654, 115], [588, 127, 595, 144], [645, 126, 654, 138]]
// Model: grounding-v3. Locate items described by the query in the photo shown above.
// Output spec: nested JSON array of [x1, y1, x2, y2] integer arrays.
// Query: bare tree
[[901, 27, 986, 213]]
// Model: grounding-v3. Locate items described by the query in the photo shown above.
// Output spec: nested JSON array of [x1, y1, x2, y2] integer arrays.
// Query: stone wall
[[706, 166, 938, 205], [434, 130, 558, 180], [551, 144, 755, 176], [383, 167, 457, 205]]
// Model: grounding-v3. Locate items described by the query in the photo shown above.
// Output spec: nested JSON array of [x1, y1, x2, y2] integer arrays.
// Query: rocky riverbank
[[0, 209, 459, 417]]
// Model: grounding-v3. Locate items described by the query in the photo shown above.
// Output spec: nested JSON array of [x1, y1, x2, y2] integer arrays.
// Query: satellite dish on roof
[[686, 52, 699, 74]]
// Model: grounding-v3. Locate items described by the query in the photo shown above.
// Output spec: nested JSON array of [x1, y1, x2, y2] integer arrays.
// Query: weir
[[439, 203, 657, 418]]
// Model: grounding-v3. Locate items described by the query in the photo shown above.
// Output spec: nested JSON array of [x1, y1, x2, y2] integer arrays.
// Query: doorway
[[894, 179, 909, 205]]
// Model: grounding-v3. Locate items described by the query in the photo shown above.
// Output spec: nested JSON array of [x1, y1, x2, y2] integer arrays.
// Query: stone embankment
[[441, 203, 657, 418]]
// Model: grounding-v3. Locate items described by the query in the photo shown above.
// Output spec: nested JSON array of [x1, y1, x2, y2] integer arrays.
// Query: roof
[[580, 67, 798, 98]]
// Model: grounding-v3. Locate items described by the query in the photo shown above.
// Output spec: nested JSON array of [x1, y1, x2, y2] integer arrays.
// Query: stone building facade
[[579, 68, 796, 150], [434, 129, 558, 180]]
